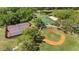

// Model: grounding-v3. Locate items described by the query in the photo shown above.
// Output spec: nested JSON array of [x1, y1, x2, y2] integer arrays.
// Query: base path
[[43, 28, 65, 45]]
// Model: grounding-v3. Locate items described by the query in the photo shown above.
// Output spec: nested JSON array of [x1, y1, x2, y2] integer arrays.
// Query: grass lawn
[[40, 28, 79, 51], [41, 28, 61, 41], [0, 27, 18, 51], [1, 27, 79, 51]]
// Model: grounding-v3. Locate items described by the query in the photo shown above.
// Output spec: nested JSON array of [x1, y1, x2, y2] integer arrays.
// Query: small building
[[5, 22, 30, 38], [49, 16, 58, 21]]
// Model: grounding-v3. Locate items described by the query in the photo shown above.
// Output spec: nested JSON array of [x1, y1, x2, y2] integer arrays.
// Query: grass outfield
[[40, 29, 79, 51], [41, 28, 62, 41], [0, 27, 18, 51]]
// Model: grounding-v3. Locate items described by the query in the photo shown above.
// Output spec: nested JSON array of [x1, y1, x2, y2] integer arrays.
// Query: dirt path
[[43, 28, 65, 45]]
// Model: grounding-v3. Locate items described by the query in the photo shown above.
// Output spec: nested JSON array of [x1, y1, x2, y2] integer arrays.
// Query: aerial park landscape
[[0, 7, 79, 51]]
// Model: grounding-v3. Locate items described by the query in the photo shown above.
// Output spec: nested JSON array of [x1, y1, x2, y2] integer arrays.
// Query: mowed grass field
[[0, 27, 18, 51], [40, 28, 79, 51], [41, 28, 61, 41], [0, 27, 79, 51]]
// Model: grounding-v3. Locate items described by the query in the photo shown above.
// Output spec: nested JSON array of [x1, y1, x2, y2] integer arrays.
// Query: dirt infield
[[43, 28, 65, 45]]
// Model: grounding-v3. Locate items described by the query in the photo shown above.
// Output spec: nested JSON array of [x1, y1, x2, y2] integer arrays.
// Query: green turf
[[42, 28, 60, 41], [46, 32, 60, 41]]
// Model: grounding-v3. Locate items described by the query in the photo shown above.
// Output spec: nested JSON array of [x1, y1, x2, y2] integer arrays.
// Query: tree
[[17, 27, 43, 51], [52, 9, 74, 19], [31, 18, 46, 29], [0, 7, 35, 26]]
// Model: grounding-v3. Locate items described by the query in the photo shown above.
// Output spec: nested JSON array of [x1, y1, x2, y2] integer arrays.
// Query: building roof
[[49, 16, 58, 21], [39, 16, 56, 25]]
